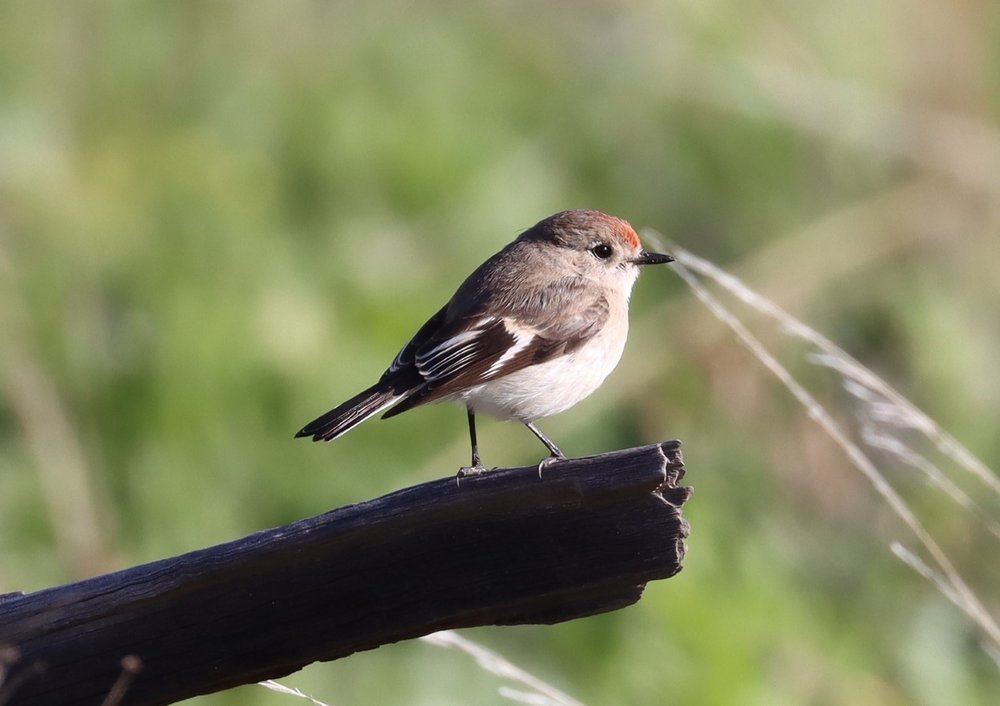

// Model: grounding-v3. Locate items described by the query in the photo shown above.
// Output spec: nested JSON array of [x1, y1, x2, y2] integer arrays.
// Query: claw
[[455, 463, 490, 487], [537, 454, 565, 479]]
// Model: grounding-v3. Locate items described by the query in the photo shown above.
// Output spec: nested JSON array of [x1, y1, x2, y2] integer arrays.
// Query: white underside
[[452, 310, 629, 423]]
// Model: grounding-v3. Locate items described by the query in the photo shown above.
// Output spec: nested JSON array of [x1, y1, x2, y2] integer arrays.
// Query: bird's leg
[[456, 409, 488, 481], [467, 409, 483, 467], [525, 421, 565, 458], [524, 421, 566, 478]]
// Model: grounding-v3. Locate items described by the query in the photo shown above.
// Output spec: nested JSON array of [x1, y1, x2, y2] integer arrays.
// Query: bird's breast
[[457, 307, 629, 422]]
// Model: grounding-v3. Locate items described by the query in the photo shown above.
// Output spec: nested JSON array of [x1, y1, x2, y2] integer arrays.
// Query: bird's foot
[[537, 453, 566, 479], [457, 463, 489, 477], [455, 463, 491, 487]]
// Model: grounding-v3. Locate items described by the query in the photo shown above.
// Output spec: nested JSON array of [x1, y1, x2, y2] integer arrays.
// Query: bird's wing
[[382, 277, 609, 417], [386, 304, 449, 376]]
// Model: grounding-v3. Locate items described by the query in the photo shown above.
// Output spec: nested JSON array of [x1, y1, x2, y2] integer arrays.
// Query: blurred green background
[[2, 1, 999, 704]]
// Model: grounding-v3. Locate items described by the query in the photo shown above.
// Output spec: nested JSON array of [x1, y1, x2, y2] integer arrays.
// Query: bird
[[295, 209, 673, 472]]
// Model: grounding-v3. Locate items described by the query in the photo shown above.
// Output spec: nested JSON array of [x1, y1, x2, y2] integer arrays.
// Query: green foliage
[[2, 1, 998, 703]]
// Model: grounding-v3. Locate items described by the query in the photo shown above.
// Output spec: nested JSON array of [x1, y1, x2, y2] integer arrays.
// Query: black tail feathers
[[295, 384, 405, 442]]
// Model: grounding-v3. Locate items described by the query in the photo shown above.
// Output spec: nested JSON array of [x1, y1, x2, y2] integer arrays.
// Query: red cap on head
[[608, 216, 641, 251], [527, 210, 642, 252]]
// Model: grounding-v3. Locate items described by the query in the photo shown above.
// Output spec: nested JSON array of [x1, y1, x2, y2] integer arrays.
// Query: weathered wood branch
[[0, 441, 690, 706]]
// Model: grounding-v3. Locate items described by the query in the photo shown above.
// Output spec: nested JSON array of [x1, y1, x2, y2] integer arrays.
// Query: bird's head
[[520, 210, 673, 291]]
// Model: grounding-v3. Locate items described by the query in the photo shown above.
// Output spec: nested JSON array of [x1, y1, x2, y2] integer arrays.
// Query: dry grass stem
[[99, 656, 143, 706], [658, 241, 1000, 659], [0, 248, 120, 579], [421, 630, 585, 706], [258, 679, 334, 706]]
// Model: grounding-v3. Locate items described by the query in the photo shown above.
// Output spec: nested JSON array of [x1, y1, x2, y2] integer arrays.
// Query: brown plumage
[[296, 209, 673, 469]]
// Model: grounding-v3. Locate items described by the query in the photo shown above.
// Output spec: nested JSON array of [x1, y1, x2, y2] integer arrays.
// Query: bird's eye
[[592, 243, 613, 260]]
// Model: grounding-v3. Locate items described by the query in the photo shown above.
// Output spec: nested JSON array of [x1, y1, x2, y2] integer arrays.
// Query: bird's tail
[[295, 383, 406, 442]]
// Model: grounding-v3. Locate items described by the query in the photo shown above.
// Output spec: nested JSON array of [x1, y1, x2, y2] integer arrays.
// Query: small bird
[[296, 209, 673, 472]]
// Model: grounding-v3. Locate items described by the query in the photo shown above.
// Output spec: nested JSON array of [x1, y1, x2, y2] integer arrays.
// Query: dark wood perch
[[0, 441, 690, 706]]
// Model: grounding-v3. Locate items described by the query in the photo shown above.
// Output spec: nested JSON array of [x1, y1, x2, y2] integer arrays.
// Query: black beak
[[632, 251, 674, 266]]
